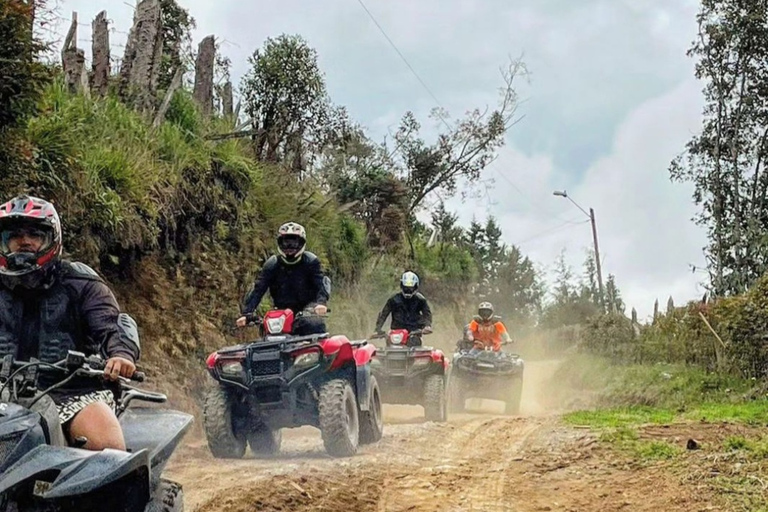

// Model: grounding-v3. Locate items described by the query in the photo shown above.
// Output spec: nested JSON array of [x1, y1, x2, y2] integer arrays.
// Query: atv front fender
[[0, 444, 150, 500], [355, 364, 371, 412]]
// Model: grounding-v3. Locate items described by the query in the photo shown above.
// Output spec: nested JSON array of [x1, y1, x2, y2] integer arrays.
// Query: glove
[[422, 326, 433, 334]]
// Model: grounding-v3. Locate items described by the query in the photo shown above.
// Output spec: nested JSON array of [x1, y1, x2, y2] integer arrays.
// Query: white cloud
[[447, 77, 707, 319]]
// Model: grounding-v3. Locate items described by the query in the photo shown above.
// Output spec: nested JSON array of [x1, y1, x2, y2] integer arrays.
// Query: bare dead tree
[[91, 10, 110, 97], [193, 35, 215, 116], [61, 12, 88, 96], [119, 0, 162, 111]]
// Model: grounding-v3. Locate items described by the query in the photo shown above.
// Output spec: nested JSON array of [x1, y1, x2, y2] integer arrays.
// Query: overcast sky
[[50, 0, 709, 319]]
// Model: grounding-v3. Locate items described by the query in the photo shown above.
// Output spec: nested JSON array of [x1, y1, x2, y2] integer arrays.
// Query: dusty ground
[[165, 361, 724, 511]]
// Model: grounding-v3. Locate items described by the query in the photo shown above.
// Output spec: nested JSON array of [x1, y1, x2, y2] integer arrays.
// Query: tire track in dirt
[[167, 359, 723, 511], [166, 361, 561, 511]]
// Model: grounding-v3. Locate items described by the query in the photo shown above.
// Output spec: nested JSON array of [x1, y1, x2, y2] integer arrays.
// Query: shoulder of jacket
[[60, 261, 104, 282], [415, 292, 427, 301], [263, 255, 279, 269], [303, 251, 320, 264]]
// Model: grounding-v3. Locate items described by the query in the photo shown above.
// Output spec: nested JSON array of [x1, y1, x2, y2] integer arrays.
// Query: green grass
[[557, 355, 768, 507]]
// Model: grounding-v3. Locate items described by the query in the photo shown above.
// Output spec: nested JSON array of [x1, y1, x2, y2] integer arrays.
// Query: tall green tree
[[241, 34, 329, 174], [391, 59, 527, 216], [158, 0, 195, 90], [671, 0, 768, 296]]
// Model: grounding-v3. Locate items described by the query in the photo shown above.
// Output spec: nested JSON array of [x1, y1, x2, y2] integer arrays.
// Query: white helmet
[[277, 222, 306, 263], [400, 271, 419, 298], [478, 301, 494, 320]]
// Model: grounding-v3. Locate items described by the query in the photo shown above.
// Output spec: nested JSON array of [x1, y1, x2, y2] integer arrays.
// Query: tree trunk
[[91, 11, 110, 97], [193, 35, 216, 116]]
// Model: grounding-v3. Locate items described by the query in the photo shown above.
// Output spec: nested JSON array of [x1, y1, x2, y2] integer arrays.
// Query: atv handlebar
[[0, 351, 162, 411], [240, 307, 332, 328], [370, 328, 431, 340]]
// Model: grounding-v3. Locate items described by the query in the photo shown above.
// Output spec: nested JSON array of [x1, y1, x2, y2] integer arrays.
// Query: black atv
[[0, 344, 192, 510], [203, 308, 382, 459], [448, 340, 524, 415], [369, 329, 449, 422]]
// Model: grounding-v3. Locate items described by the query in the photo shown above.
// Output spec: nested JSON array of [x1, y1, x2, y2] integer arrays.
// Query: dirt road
[[166, 361, 721, 511]]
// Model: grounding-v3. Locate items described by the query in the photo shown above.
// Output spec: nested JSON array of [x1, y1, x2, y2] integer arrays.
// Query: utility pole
[[553, 190, 605, 311], [589, 207, 605, 310]]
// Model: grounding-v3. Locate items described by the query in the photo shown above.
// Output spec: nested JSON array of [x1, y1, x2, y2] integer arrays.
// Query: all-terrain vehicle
[[448, 340, 524, 415], [204, 308, 383, 459], [0, 317, 191, 511], [369, 329, 449, 422]]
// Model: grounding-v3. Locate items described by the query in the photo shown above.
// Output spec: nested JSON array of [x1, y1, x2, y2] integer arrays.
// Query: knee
[[68, 402, 126, 451]]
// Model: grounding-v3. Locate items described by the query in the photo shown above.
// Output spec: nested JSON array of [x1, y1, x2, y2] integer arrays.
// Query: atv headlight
[[293, 351, 320, 367], [390, 333, 404, 345], [220, 361, 244, 378], [266, 316, 286, 334]]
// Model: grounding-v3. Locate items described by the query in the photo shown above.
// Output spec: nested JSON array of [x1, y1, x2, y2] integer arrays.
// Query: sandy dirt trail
[[165, 360, 722, 511]]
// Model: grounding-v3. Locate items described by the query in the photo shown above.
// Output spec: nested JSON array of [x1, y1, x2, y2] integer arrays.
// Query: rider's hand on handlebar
[[422, 326, 433, 334], [236, 316, 248, 327], [314, 304, 328, 316], [104, 356, 136, 381]]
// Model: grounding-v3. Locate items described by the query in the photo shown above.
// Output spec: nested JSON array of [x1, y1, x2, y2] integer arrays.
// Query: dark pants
[[293, 315, 327, 336]]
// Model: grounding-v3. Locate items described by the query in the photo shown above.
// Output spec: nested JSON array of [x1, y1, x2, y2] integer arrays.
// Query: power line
[[354, 0, 567, 222], [355, 0, 449, 129], [513, 219, 589, 247]]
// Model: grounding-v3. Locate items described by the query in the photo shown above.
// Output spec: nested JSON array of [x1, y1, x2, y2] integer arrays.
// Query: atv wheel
[[505, 375, 524, 415], [319, 379, 360, 457], [359, 375, 383, 444], [447, 375, 465, 413], [248, 423, 282, 457], [145, 479, 184, 512], [203, 386, 246, 459], [424, 374, 447, 422]]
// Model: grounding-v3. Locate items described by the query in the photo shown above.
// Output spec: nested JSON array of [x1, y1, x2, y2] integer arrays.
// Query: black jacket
[[375, 292, 432, 332], [243, 252, 329, 314], [0, 261, 140, 395]]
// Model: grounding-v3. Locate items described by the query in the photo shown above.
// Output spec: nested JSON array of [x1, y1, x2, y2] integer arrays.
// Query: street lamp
[[553, 190, 605, 310]]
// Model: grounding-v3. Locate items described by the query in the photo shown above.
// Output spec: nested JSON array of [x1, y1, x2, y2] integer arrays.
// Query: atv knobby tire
[[423, 374, 447, 422], [448, 374, 465, 413], [359, 375, 383, 444], [319, 379, 360, 457], [203, 386, 246, 459], [505, 375, 523, 415], [248, 423, 282, 457], [146, 479, 184, 512]]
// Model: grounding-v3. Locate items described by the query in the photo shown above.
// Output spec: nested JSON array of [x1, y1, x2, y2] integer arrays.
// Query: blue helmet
[[400, 271, 419, 298]]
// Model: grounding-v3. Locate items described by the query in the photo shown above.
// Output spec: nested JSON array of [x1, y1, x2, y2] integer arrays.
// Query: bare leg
[[68, 401, 126, 450]]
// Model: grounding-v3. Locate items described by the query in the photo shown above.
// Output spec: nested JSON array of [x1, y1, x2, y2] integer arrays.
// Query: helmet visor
[[479, 308, 493, 320], [278, 234, 304, 256], [0, 222, 54, 256]]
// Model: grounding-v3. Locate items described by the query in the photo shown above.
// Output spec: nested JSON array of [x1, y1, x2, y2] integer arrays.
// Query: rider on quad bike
[[237, 222, 329, 333], [207, 221, 381, 459], [373, 271, 433, 345], [464, 302, 511, 353], [0, 195, 139, 451]]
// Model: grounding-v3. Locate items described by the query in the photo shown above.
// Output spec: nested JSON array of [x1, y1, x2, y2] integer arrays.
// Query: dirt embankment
[[165, 360, 723, 512]]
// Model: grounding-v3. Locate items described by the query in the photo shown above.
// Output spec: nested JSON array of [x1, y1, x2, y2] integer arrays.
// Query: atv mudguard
[[0, 408, 192, 500], [355, 363, 371, 412], [121, 408, 193, 482]]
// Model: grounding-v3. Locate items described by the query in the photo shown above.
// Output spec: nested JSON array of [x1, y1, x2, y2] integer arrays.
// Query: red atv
[[370, 329, 449, 422], [203, 308, 383, 458]]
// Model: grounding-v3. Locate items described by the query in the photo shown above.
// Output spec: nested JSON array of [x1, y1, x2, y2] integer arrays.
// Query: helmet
[[0, 195, 63, 290], [478, 301, 494, 321], [277, 222, 307, 263], [400, 271, 419, 298]]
